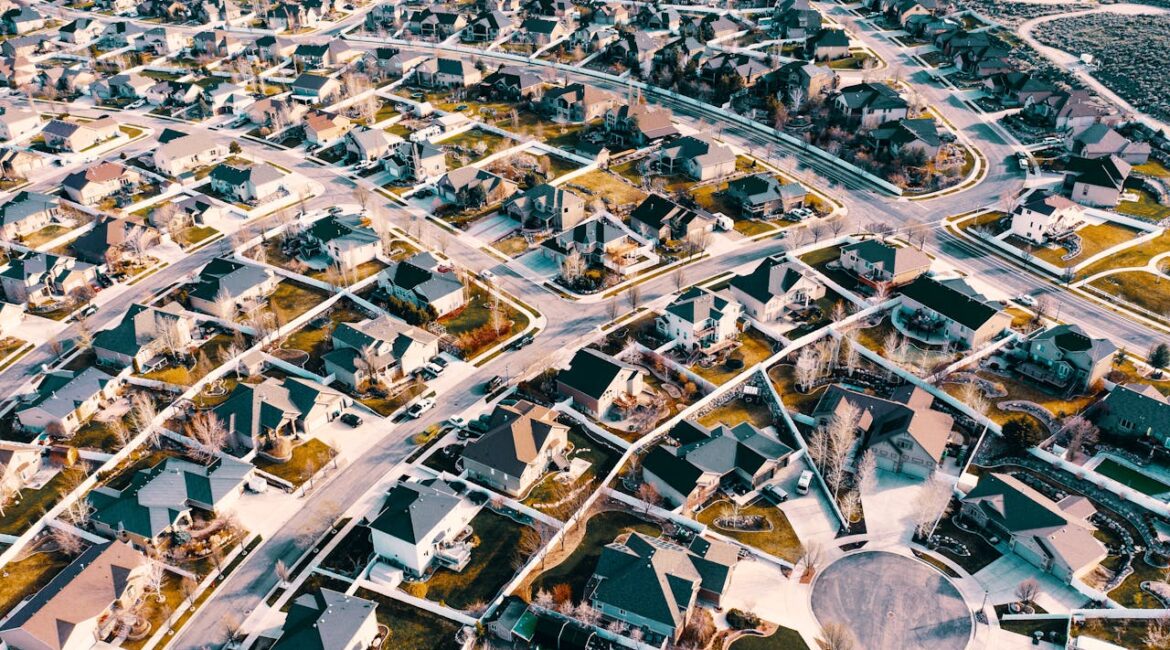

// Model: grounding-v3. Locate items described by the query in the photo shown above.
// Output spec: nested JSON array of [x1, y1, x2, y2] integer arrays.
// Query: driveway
[[860, 471, 939, 543], [974, 555, 1087, 614], [775, 462, 842, 544], [513, 249, 561, 280], [465, 212, 519, 243]]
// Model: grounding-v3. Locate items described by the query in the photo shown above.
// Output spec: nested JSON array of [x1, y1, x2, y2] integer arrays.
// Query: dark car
[[340, 413, 363, 427], [432, 356, 449, 368], [484, 375, 505, 392], [468, 417, 490, 434], [510, 334, 534, 350]]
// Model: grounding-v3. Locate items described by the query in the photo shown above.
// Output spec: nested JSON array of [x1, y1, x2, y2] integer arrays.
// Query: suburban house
[[383, 140, 448, 182], [0, 107, 40, 141], [0, 542, 149, 650], [541, 218, 655, 277], [806, 27, 851, 61], [70, 215, 160, 266], [657, 134, 737, 182], [272, 589, 379, 650], [0, 442, 40, 497], [414, 57, 482, 88], [462, 400, 569, 497], [729, 254, 826, 322], [587, 532, 738, 642], [323, 316, 440, 389], [16, 367, 117, 435], [1063, 155, 1131, 208], [539, 83, 618, 122], [187, 257, 278, 316], [369, 477, 481, 576], [765, 60, 837, 105], [344, 126, 401, 162], [406, 9, 467, 39], [502, 183, 587, 232], [813, 384, 954, 478], [93, 302, 195, 371], [643, 419, 793, 508], [1071, 123, 1151, 165], [436, 167, 518, 208], [479, 67, 550, 101], [152, 129, 229, 176], [290, 73, 341, 102], [896, 276, 1012, 348], [700, 53, 773, 88], [557, 348, 644, 420], [214, 376, 351, 451], [377, 252, 466, 317], [870, 118, 941, 158], [656, 287, 743, 354], [245, 96, 308, 129], [0, 251, 97, 307], [0, 190, 59, 240], [61, 161, 142, 206], [603, 102, 678, 146], [834, 82, 909, 127], [166, 195, 228, 228], [960, 472, 1108, 582], [297, 214, 381, 273], [519, 17, 569, 45], [839, 239, 931, 287], [1009, 190, 1084, 245], [627, 194, 713, 245], [464, 10, 515, 42], [1014, 324, 1117, 394], [303, 110, 352, 148], [1095, 383, 1170, 445], [983, 71, 1055, 108], [725, 173, 807, 218], [88, 456, 254, 547], [1023, 90, 1108, 134], [208, 163, 287, 204], [41, 115, 120, 152]]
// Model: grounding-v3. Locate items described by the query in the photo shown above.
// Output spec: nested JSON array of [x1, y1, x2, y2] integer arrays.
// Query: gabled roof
[[22, 367, 113, 419], [1101, 384, 1170, 435], [0, 190, 57, 226], [368, 478, 465, 543], [813, 384, 952, 463], [899, 275, 1005, 331], [730, 254, 818, 303], [274, 588, 377, 650], [841, 239, 931, 276], [1065, 155, 1131, 191], [663, 286, 737, 326], [836, 82, 908, 111], [380, 252, 464, 303], [189, 257, 273, 303], [558, 348, 640, 401], [213, 376, 345, 441], [462, 400, 566, 478]]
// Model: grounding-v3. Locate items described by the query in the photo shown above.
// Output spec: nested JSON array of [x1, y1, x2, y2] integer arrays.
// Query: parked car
[[763, 484, 789, 503], [468, 416, 490, 434], [340, 413, 363, 427], [432, 356, 449, 369], [425, 362, 445, 376], [481, 269, 496, 282], [796, 470, 814, 495], [1015, 294, 1037, 307], [448, 415, 466, 428], [407, 398, 435, 418], [484, 375, 505, 392], [510, 334, 534, 350]]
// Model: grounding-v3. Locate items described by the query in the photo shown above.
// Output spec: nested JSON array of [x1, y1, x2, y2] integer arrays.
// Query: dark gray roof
[[368, 478, 463, 543], [275, 588, 377, 650]]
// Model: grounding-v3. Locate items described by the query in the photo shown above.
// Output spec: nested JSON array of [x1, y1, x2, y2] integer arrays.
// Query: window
[[1119, 418, 1134, 430]]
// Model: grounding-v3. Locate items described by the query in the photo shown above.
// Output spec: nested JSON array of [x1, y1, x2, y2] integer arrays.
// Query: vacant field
[[1034, 13, 1170, 123]]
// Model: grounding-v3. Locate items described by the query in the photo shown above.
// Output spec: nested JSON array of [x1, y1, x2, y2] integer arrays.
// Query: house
[[208, 163, 287, 204], [1095, 383, 1170, 445], [478, 67, 550, 101], [1023, 89, 1107, 134], [1009, 190, 1084, 245], [0, 107, 39, 141], [1064, 155, 1131, 208], [273, 589, 379, 650], [0, 442, 39, 498], [143, 80, 202, 108], [839, 239, 931, 287], [960, 472, 1107, 581], [0, 190, 58, 239], [344, 126, 401, 162], [166, 195, 228, 228], [983, 71, 1055, 108], [463, 400, 569, 496], [93, 303, 195, 371], [291, 73, 341, 103], [0, 542, 148, 650], [627, 194, 713, 244], [2, 6, 44, 35], [603, 102, 678, 146], [70, 215, 160, 266], [414, 58, 482, 88], [377, 252, 466, 317], [58, 17, 105, 44], [303, 110, 352, 148], [16, 367, 117, 435], [541, 218, 655, 276], [806, 27, 850, 61], [61, 162, 142, 206], [369, 477, 480, 576], [764, 60, 837, 105], [557, 348, 643, 420], [191, 29, 244, 57], [870, 118, 941, 158], [502, 183, 586, 232], [89, 457, 254, 546], [1015, 324, 1117, 393], [323, 316, 439, 389], [587, 532, 738, 641], [1071, 123, 1150, 165], [187, 257, 278, 316], [436, 167, 517, 207], [730, 254, 825, 321], [813, 383, 954, 477], [266, 2, 320, 31], [834, 83, 909, 127], [141, 25, 188, 54], [152, 129, 228, 176], [656, 287, 742, 354], [897, 276, 1011, 348], [41, 115, 120, 152], [0, 54, 34, 87], [245, 96, 308, 129], [298, 214, 381, 273], [725, 173, 806, 218], [406, 8, 467, 39], [608, 32, 658, 70], [539, 83, 617, 123], [0, 147, 45, 181], [0, 251, 96, 306], [595, 3, 630, 25], [520, 17, 569, 46], [658, 134, 736, 182], [464, 10, 515, 43], [382, 140, 447, 182], [700, 53, 773, 88], [773, 0, 822, 40], [643, 419, 793, 508], [106, 72, 155, 100], [214, 376, 351, 450]]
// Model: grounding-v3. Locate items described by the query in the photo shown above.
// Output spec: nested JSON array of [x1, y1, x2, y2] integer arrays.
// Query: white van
[[796, 470, 814, 495]]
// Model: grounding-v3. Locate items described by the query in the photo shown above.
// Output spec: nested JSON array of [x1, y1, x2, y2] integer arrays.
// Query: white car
[[1015, 294, 1037, 307], [425, 362, 445, 376], [407, 397, 435, 418], [448, 415, 467, 428], [127, 99, 145, 109], [481, 269, 496, 282]]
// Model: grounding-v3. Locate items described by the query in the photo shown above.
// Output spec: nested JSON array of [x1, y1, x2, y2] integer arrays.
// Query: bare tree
[[824, 399, 861, 497], [146, 557, 167, 602], [882, 330, 902, 374], [560, 248, 585, 285], [131, 392, 158, 443], [1033, 295, 1054, 322], [672, 267, 686, 291], [809, 221, 828, 243], [107, 417, 132, 449], [636, 482, 660, 513], [839, 489, 861, 523], [186, 411, 228, 460], [842, 331, 860, 376], [817, 621, 858, 650], [63, 497, 94, 529], [856, 450, 878, 494], [1059, 415, 1099, 462], [1015, 578, 1039, 607], [213, 288, 236, 322], [626, 285, 642, 311], [353, 185, 371, 212], [794, 346, 822, 392], [798, 541, 825, 576], [74, 316, 94, 351], [606, 297, 620, 323], [275, 559, 291, 585], [911, 474, 953, 539], [51, 526, 85, 556]]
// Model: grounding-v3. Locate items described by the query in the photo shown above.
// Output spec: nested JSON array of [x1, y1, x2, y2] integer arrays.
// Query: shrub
[[402, 581, 428, 598], [727, 609, 762, 631]]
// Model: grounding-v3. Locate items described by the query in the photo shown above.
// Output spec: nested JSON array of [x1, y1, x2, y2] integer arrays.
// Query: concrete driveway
[[775, 462, 842, 544], [513, 249, 561, 279], [465, 212, 519, 243], [860, 471, 937, 543], [975, 555, 1087, 614]]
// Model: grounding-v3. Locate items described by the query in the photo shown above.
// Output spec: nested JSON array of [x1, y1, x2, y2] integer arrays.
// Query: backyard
[[139, 334, 238, 386], [690, 329, 778, 386], [0, 545, 74, 615], [768, 363, 829, 416], [942, 369, 1099, 426], [521, 427, 620, 517], [1089, 270, 1170, 316], [1092, 458, 1170, 498], [268, 281, 333, 324], [438, 128, 514, 167], [562, 170, 647, 208], [531, 510, 661, 602], [694, 500, 803, 562], [419, 510, 528, 610], [0, 467, 87, 536], [698, 396, 776, 430], [276, 299, 370, 373]]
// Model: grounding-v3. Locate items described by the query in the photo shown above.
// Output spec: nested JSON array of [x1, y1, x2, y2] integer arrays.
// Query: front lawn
[[354, 587, 462, 649], [268, 281, 333, 325], [1029, 222, 1139, 267], [359, 379, 427, 417], [532, 510, 661, 602], [175, 225, 220, 249], [122, 572, 189, 650], [932, 515, 1002, 574], [694, 500, 802, 562], [254, 438, 337, 487], [320, 525, 374, 578], [438, 285, 528, 359], [421, 510, 528, 610], [729, 627, 810, 649]]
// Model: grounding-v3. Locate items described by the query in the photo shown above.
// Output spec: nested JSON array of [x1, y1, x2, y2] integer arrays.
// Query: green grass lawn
[[1116, 188, 1170, 222], [692, 182, 740, 217], [0, 547, 73, 615], [269, 281, 333, 325], [254, 438, 336, 487], [1030, 222, 1140, 267], [421, 510, 527, 610], [698, 397, 775, 430], [691, 329, 777, 385], [279, 300, 369, 371], [355, 587, 462, 649], [532, 510, 661, 602], [21, 224, 72, 249], [1093, 458, 1170, 498], [729, 627, 810, 649], [694, 500, 802, 562], [1108, 554, 1166, 609], [0, 467, 86, 535], [1089, 270, 1170, 316]]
